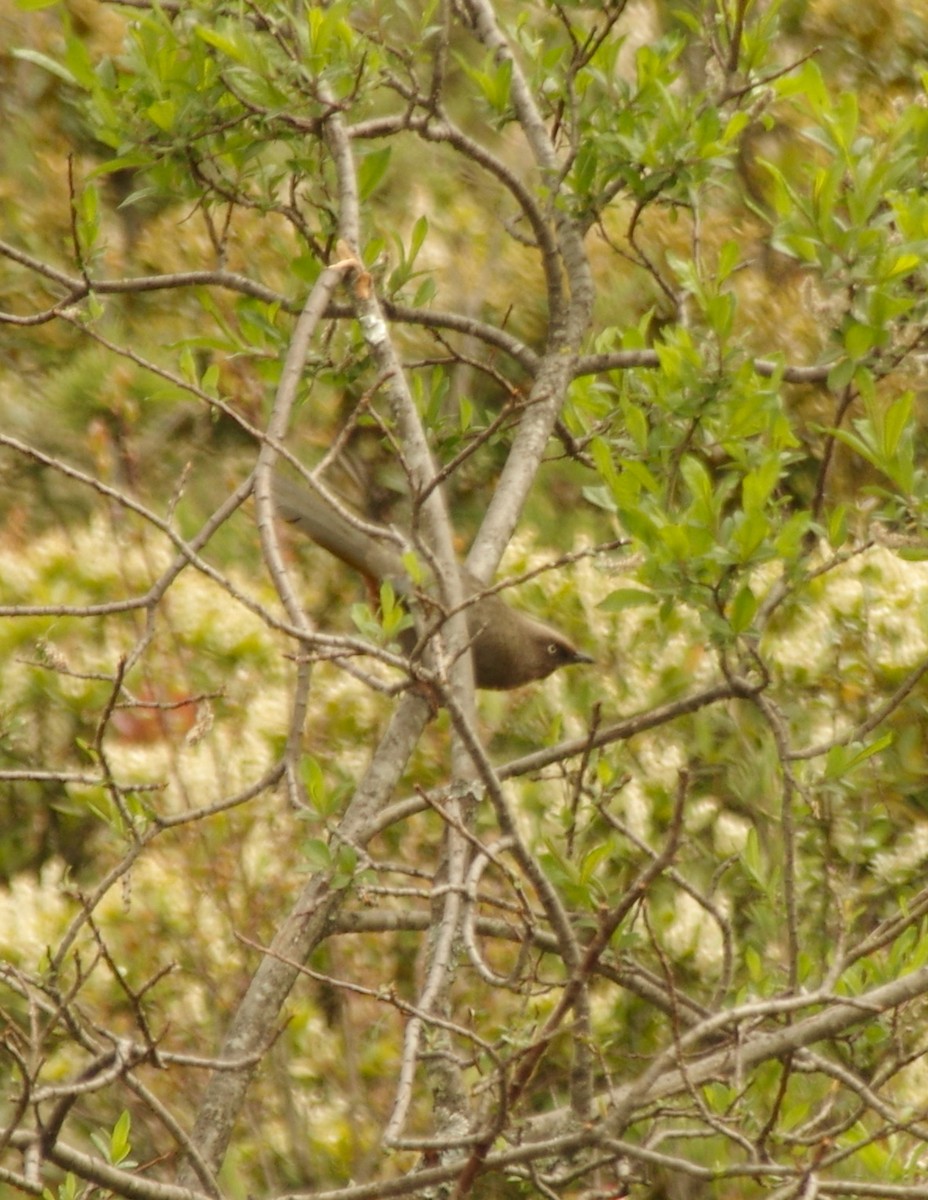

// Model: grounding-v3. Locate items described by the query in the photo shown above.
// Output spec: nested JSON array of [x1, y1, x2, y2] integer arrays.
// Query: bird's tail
[[270, 472, 408, 589]]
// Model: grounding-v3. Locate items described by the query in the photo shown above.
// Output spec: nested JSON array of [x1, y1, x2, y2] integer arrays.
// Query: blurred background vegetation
[[5, 1, 928, 1198]]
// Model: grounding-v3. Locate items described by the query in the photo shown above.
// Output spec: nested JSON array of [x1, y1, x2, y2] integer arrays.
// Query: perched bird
[[270, 473, 592, 690]]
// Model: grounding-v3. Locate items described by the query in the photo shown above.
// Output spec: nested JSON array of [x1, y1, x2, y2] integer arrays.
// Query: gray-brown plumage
[[271, 473, 592, 690]]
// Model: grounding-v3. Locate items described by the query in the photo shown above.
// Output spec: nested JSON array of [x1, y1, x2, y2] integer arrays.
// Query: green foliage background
[[4, 1, 928, 1198]]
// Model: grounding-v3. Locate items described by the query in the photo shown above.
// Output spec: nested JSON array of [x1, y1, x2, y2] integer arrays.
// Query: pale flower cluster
[[872, 821, 928, 886], [164, 566, 271, 657], [713, 810, 752, 858], [764, 543, 928, 677], [661, 889, 727, 977], [612, 776, 653, 845], [6, 510, 928, 1018], [0, 860, 71, 966], [586, 538, 928, 979]]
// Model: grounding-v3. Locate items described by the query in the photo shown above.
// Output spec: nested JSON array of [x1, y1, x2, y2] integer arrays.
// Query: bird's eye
[[546, 642, 559, 657]]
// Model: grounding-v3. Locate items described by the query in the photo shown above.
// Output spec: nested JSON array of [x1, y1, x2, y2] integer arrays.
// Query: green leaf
[[599, 588, 656, 612], [194, 24, 250, 63], [413, 276, 437, 306], [484, 57, 513, 113], [885, 252, 920, 278], [581, 484, 617, 513], [378, 580, 414, 639], [716, 239, 741, 281], [110, 1110, 132, 1165], [299, 756, 329, 815], [590, 436, 621, 493], [76, 183, 101, 256], [620, 458, 661, 496], [622, 399, 649, 453], [826, 357, 856, 391], [775, 510, 812, 557], [578, 841, 614, 885], [409, 213, 429, 262], [844, 322, 874, 360], [11, 47, 75, 83], [301, 838, 332, 872], [618, 503, 660, 545], [742, 457, 779, 513], [729, 585, 757, 633], [744, 943, 765, 985], [824, 733, 894, 781], [455, 52, 512, 114], [731, 508, 770, 561], [358, 146, 392, 200], [332, 843, 359, 889], [146, 99, 177, 132], [89, 1110, 135, 1167], [572, 141, 598, 194], [350, 600, 382, 640], [401, 550, 426, 587], [827, 504, 848, 548], [201, 363, 220, 393], [64, 27, 99, 89], [305, 4, 355, 61], [680, 455, 713, 506], [881, 392, 913, 459], [657, 522, 692, 558], [43, 1175, 79, 1200]]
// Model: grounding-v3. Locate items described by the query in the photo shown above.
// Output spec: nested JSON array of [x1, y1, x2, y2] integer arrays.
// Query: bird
[[270, 472, 593, 690]]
